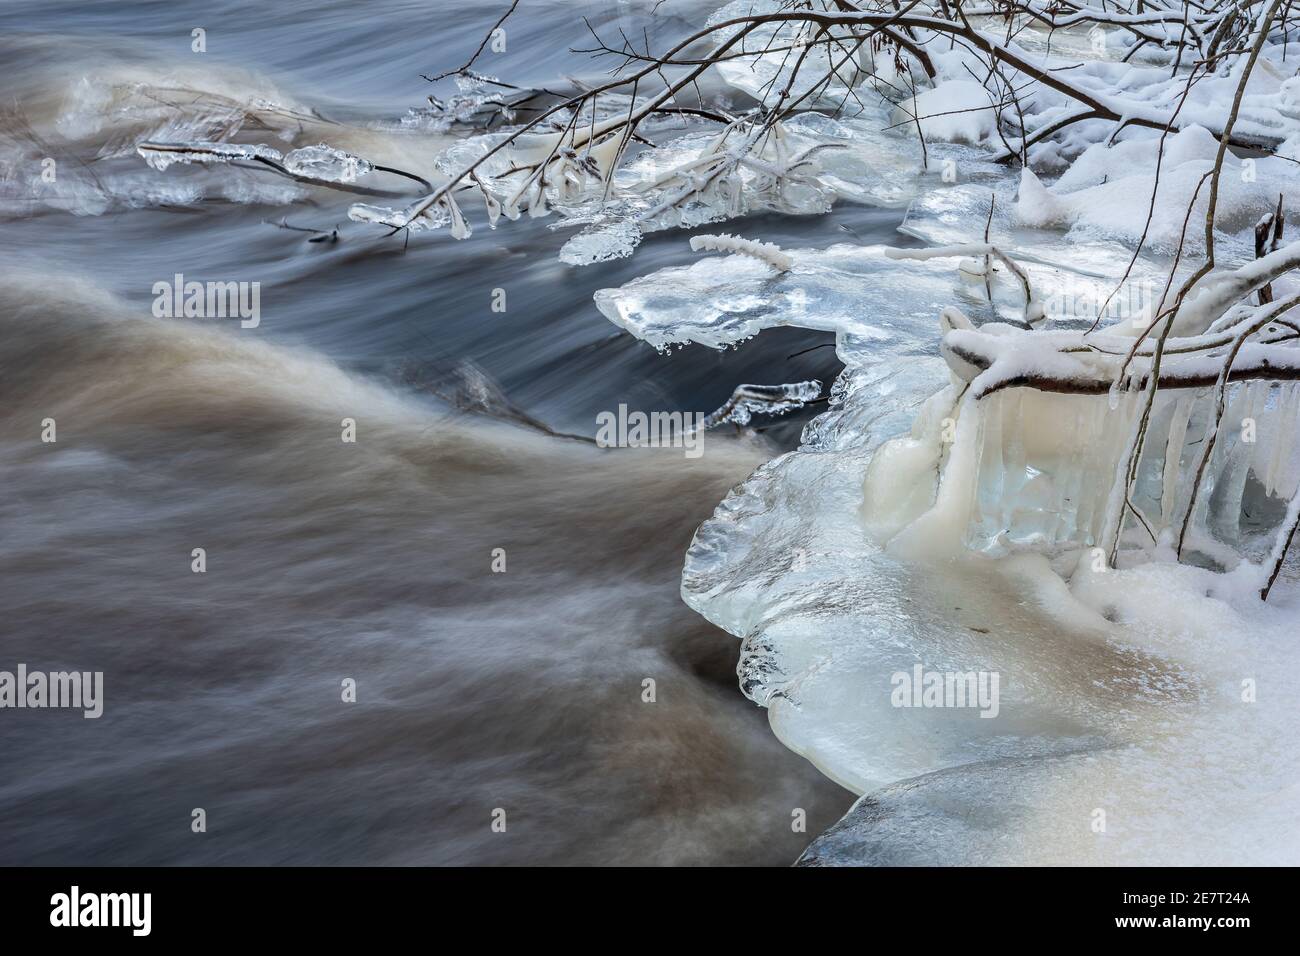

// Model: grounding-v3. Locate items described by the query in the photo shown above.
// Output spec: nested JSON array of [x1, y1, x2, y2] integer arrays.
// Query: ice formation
[[700, 381, 822, 429], [0, 68, 369, 216], [558, 220, 642, 266], [138, 140, 377, 186], [281, 144, 373, 183], [689, 233, 792, 272], [138, 140, 285, 172]]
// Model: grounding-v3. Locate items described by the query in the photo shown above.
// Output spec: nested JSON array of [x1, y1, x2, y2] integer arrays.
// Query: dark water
[[0, 0, 896, 864]]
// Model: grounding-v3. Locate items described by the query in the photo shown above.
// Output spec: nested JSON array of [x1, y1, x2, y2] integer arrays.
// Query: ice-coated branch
[[690, 233, 793, 272], [943, 327, 1300, 398], [1168, 239, 1300, 337], [699, 380, 823, 430], [132, 0, 1300, 254], [137, 140, 431, 196]]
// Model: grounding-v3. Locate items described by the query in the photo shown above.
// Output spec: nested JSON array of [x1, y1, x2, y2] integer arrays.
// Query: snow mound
[[1015, 126, 1300, 250], [891, 81, 998, 147]]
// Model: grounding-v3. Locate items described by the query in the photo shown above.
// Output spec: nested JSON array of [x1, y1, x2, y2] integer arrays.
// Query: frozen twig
[[690, 233, 793, 271]]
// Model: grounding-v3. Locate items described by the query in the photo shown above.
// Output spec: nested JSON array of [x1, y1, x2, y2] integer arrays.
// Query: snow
[[892, 81, 999, 147], [800, 552, 1300, 866], [1013, 131, 1300, 252]]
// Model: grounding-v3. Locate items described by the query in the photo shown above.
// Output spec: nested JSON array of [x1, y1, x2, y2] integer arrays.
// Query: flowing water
[[0, 0, 916, 864]]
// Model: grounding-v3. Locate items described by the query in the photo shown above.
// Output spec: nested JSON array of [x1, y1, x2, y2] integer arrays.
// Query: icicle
[[527, 181, 548, 219], [1247, 384, 1277, 485], [1161, 396, 1193, 528], [1213, 383, 1261, 544], [482, 189, 502, 228], [444, 195, 471, 239], [968, 390, 1006, 550], [1179, 392, 1223, 549], [1264, 383, 1298, 497]]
